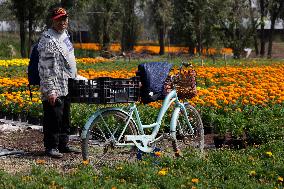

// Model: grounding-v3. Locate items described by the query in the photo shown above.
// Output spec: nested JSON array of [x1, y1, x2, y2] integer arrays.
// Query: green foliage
[[211, 114, 228, 136], [2, 0, 284, 58], [120, 0, 140, 51], [0, 65, 26, 77], [243, 105, 284, 145], [199, 103, 284, 144], [171, 0, 222, 52], [70, 103, 98, 129], [74, 48, 100, 58], [0, 33, 21, 59], [214, 0, 254, 58], [2, 140, 284, 188], [10, 0, 58, 57], [147, 0, 173, 55], [87, 0, 122, 47], [227, 112, 247, 138]]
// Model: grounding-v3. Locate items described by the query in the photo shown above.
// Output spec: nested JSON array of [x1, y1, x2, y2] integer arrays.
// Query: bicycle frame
[[130, 90, 189, 137], [81, 89, 194, 153]]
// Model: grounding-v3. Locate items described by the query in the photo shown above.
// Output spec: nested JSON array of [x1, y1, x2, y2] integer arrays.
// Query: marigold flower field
[[78, 63, 284, 110], [0, 57, 113, 118], [0, 58, 283, 119], [73, 43, 233, 55], [1, 57, 284, 188]]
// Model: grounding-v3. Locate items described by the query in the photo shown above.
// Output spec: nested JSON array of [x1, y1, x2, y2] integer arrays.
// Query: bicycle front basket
[[173, 67, 197, 99]]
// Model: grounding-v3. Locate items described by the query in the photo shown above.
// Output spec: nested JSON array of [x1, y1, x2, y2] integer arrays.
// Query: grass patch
[[1, 140, 284, 188], [74, 48, 101, 58], [0, 32, 21, 59]]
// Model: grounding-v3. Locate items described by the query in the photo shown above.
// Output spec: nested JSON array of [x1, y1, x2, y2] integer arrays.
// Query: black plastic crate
[[68, 77, 140, 104], [68, 79, 101, 103]]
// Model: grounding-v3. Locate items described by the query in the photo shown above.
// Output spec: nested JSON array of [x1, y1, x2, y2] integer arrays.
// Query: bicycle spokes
[[174, 104, 204, 154], [82, 110, 138, 167]]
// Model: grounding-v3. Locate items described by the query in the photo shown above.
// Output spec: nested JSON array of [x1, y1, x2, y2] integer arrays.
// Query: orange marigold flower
[[82, 160, 89, 165], [154, 151, 162, 157], [36, 159, 46, 165], [191, 178, 199, 184]]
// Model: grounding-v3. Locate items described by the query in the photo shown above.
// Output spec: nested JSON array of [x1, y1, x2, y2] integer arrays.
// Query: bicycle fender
[[170, 106, 180, 139], [80, 108, 131, 139]]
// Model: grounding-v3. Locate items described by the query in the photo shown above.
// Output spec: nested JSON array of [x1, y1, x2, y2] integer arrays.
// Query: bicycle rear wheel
[[175, 103, 204, 154], [82, 109, 137, 167]]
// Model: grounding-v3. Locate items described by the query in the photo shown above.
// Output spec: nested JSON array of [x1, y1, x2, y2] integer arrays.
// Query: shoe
[[59, 146, 81, 154], [45, 149, 63, 158]]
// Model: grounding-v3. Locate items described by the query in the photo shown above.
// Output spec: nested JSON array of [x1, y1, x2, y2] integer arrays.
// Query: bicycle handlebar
[[179, 61, 192, 69], [168, 61, 193, 84]]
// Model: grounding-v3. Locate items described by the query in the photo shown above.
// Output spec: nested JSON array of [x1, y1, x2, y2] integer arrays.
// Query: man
[[244, 48, 252, 58], [38, 7, 80, 158]]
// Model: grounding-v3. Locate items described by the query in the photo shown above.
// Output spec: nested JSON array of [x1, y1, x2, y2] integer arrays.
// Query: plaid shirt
[[38, 29, 75, 101]]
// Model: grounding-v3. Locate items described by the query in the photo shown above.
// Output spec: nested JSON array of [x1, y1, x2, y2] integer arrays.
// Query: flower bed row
[[0, 57, 112, 67], [73, 43, 233, 56], [0, 59, 283, 146], [3, 63, 283, 112]]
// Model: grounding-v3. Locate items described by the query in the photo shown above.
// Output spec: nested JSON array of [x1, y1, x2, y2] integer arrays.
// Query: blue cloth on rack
[[137, 62, 173, 104]]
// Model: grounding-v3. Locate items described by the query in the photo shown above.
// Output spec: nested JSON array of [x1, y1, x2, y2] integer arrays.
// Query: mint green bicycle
[[72, 63, 204, 166]]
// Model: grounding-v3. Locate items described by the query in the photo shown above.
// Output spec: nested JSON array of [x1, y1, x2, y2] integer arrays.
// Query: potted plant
[[0, 97, 6, 119], [213, 115, 228, 148], [201, 110, 215, 134], [229, 113, 247, 149], [4, 101, 13, 120], [27, 102, 43, 125], [11, 101, 22, 121], [18, 99, 30, 122]]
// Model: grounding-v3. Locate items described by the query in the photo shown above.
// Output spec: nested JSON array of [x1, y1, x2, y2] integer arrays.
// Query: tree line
[[1, 0, 283, 58]]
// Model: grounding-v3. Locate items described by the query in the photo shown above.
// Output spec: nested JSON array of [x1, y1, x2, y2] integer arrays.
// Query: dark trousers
[[42, 96, 71, 150]]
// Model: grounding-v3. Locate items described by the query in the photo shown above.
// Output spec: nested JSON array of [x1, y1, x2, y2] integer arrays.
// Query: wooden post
[[224, 54, 227, 66]]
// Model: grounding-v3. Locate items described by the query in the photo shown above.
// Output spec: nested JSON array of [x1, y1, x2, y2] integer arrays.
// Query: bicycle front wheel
[[175, 103, 204, 153], [82, 109, 137, 167]]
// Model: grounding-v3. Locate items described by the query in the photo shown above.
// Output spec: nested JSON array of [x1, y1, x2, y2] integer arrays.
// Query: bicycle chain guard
[[125, 135, 154, 153]]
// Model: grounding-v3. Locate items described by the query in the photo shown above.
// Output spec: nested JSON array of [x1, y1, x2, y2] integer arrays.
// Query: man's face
[[52, 16, 68, 33]]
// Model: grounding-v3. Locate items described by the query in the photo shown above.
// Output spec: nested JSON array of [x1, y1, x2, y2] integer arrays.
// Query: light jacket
[[38, 29, 75, 101]]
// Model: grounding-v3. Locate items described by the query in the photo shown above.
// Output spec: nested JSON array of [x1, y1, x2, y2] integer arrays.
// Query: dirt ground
[[0, 129, 82, 174], [0, 126, 215, 175]]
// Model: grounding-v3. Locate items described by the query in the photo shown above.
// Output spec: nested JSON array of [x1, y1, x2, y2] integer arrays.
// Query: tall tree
[[10, 0, 58, 57], [65, 0, 91, 45], [172, 0, 220, 55], [148, 0, 173, 55], [258, 0, 269, 57], [27, 0, 52, 54], [87, 0, 121, 50], [215, 0, 254, 58], [172, 0, 195, 54], [121, 0, 140, 52], [248, 0, 260, 56], [192, 0, 207, 55], [267, 0, 284, 58], [10, 0, 28, 57], [0, 0, 13, 21]]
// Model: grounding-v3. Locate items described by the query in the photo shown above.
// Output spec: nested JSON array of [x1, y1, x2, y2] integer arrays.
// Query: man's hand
[[48, 94, 57, 106]]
